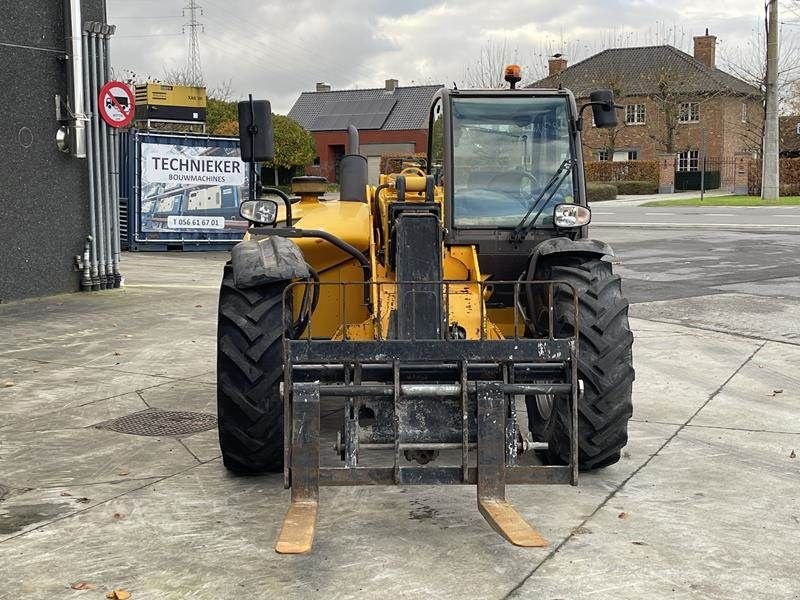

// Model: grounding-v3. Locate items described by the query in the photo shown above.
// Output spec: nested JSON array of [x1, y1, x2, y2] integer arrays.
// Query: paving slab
[[508, 427, 800, 600], [631, 292, 800, 344], [0, 422, 675, 600], [0, 358, 166, 429], [629, 318, 761, 424], [690, 341, 800, 433]]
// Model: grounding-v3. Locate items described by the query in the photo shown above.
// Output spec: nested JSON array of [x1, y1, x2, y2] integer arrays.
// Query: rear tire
[[526, 255, 634, 470], [217, 263, 287, 474]]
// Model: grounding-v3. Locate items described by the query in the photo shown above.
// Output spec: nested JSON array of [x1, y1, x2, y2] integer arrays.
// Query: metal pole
[[87, 28, 107, 289], [102, 28, 122, 287], [700, 127, 706, 201], [94, 31, 114, 288], [81, 29, 99, 290], [64, 0, 87, 158], [762, 0, 780, 201]]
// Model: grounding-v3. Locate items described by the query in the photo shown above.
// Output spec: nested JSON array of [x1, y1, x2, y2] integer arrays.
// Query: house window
[[597, 149, 610, 161], [741, 103, 748, 124], [628, 150, 638, 160], [625, 104, 646, 125], [678, 102, 699, 123], [677, 150, 699, 172]]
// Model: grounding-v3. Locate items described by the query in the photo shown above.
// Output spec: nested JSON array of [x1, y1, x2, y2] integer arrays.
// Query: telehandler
[[217, 67, 634, 553]]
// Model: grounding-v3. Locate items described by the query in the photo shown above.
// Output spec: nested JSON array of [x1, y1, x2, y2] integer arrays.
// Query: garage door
[[367, 156, 381, 186]]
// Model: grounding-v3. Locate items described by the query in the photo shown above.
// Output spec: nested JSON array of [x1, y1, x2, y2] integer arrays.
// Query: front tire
[[526, 254, 634, 470], [217, 264, 287, 474]]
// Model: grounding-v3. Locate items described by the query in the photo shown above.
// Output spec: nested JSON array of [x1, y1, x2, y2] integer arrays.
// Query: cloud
[[107, 0, 778, 113]]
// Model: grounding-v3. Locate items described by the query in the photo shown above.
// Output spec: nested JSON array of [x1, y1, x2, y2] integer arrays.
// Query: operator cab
[[426, 70, 618, 283]]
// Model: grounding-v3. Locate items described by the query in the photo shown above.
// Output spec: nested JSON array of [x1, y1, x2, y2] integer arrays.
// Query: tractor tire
[[526, 255, 634, 470], [217, 263, 288, 474]]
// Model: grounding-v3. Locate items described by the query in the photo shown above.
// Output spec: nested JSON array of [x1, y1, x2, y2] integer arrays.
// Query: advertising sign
[[138, 139, 249, 236]]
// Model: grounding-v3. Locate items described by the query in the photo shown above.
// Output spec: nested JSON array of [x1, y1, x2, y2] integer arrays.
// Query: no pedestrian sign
[[98, 81, 135, 128]]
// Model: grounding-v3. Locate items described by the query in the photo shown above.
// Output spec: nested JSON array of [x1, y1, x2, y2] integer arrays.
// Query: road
[[592, 204, 800, 229]]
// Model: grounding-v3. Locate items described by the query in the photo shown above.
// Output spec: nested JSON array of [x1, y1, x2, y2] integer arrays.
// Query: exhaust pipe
[[64, 0, 87, 158]]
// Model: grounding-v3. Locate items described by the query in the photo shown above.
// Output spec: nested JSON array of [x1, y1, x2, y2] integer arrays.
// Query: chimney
[[548, 55, 567, 77], [385, 78, 399, 92], [315, 82, 331, 92], [693, 29, 717, 69]]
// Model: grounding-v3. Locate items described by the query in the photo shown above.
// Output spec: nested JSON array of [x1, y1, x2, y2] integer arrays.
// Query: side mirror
[[589, 89, 619, 129], [238, 98, 274, 162], [240, 199, 278, 225]]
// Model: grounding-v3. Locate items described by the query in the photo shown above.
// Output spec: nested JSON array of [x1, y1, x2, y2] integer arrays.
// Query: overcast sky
[[107, 0, 785, 113]]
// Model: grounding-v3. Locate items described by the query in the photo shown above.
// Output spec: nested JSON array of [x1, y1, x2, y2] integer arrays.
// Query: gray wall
[[0, 0, 106, 302]]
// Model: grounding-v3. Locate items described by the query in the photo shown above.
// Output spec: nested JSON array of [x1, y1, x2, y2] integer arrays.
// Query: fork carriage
[[275, 280, 581, 553]]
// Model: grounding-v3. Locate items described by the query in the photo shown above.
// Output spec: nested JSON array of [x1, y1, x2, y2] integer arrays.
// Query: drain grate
[[94, 408, 217, 437]]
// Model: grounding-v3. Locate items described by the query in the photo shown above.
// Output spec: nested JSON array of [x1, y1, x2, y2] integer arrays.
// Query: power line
[[183, 0, 204, 85]]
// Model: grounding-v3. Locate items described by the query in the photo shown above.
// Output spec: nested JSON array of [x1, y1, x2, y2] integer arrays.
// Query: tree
[[206, 98, 238, 134], [463, 40, 524, 88], [271, 115, 316, 171]]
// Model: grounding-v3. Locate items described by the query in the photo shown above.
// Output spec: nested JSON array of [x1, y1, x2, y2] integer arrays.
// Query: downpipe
[[93, 30, 114, 289], [64, 0, 87, 158], [86, 26, 108, 289], [101, 27, 122, 287], [80, 28, 100, 289], [75, 236, 93, 291]]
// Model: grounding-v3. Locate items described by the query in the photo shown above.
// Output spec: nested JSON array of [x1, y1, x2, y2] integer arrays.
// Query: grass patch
[[642, 195, 800, 207]]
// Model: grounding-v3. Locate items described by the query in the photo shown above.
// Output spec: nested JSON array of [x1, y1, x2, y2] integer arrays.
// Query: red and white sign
[[98, 81, 135, 128]]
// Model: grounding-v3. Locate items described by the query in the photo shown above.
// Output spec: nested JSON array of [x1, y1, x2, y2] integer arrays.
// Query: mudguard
[[231, 236, 309, 289], [528, 238, 615, 276]]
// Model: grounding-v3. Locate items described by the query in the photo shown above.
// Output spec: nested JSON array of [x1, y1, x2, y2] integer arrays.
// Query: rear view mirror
[[240, 199, 278, 225], [589, 89, 618, 128], [238, 98, 274, 162]]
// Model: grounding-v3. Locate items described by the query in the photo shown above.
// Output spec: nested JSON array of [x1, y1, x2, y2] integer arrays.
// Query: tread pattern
[[217, 264, 287, 473], [528, 255, 635, 470]]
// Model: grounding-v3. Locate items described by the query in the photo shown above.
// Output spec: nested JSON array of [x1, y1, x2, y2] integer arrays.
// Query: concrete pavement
[[1, 230, 799, 599]]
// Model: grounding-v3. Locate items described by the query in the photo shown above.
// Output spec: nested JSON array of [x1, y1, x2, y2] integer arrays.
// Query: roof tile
[[531, 46, 761, 98]]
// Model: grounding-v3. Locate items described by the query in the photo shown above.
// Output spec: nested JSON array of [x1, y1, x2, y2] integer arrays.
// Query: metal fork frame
[[275, 280, 580, 554]]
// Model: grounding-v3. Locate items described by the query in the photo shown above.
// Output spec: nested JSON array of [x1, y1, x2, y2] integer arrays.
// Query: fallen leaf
[[113, 351, 122, 356], [60, 491, 72, 497], [618, 511, 628, 519], [106, 590, 131, 600], [767, 389, 784, 397], [70, 581, 96, 590], [74, 497, 91, 504], [2, 381, 13, 388], [631, 541, 647, 546], [113, 512, 125, 521], [117, 470, 130, 476], [195, 304, 202, 308], [791, 450, 796, 459]]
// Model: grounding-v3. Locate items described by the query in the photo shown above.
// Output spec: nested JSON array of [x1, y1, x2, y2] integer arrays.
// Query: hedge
[[380, 153, 426, 175], [748, 158, 800, 195], [586, 182, 618, 201], [584, 160, 659, 185], [615, 180, 658, 195]]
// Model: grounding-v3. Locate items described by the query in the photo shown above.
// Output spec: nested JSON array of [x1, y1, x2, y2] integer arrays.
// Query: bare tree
[[463, 39, 524, 88]]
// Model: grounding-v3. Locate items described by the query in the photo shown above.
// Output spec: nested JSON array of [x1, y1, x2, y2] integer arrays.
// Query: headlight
[[553, 204, 591, 228], [240, 199, 278, 225]]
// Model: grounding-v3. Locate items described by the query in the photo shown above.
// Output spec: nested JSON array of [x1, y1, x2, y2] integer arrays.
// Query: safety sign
[[98, 81, 135, 128]]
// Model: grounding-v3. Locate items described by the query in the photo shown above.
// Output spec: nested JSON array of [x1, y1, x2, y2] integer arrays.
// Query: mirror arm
[[261, 186, 294, 228]]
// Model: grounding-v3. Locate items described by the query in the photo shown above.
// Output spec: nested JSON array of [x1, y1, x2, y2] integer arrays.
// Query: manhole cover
[[95, 408, 217, 437]]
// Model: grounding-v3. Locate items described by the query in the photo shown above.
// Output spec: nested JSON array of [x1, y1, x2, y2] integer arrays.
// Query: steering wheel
[[399, 166, 426, 178], [486, 171, 539, 208]]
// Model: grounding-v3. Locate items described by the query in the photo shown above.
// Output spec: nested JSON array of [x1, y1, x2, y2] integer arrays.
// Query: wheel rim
[[535, 394, 553, 420]]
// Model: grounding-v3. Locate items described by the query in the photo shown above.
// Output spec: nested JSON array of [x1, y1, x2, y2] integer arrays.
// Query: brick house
[[288, 80, 442, 184], [531, 33, 763, 183]]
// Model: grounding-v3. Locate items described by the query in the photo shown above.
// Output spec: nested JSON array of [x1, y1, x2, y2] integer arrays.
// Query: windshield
[[451, 96, 575, 229]]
